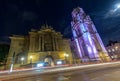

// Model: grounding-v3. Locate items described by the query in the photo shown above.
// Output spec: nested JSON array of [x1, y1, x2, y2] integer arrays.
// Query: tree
[[0, 43, 9, 65]]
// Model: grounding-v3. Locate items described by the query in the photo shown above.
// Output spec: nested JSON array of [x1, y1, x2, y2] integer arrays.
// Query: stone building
[[106, 41, 120, 60], [71, 7, 110, 62], [7, 25, 73, 65]]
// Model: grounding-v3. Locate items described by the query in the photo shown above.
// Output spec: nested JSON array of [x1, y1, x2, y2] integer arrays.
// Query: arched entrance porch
[[43, 55, 54, 66]]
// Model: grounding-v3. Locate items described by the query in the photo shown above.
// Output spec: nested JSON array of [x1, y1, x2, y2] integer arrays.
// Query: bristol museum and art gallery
[[7, 25, 73, 66]]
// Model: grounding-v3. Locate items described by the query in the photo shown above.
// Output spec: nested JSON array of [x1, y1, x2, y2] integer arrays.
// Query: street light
[[64, 53, 69, 64], [64, 53, 69, 57], [30, 56, 33, 64], [21, 57, 24, 64], [115, 46, 118, 50]]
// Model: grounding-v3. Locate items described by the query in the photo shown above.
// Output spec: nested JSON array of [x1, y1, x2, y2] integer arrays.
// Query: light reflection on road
[[19, 65, 120, 81], [2, 62, 120, 81]]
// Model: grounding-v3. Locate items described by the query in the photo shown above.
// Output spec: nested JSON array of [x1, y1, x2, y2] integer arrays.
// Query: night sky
[[0, 0, 120, 45]]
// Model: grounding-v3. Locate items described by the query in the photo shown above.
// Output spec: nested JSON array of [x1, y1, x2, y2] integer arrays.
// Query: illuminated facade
[[106, 41, 120, 60], [7, 25, 73, 65], [71, 7, 110, 62]]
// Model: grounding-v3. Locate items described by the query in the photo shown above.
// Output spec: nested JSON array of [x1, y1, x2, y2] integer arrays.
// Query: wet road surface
[[1, 62, 120, 81]]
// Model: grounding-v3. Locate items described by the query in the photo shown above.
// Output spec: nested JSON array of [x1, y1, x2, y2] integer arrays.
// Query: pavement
[[1, 61, 120, 81]]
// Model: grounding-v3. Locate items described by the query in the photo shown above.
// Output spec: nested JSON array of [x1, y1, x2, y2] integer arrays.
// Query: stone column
[[52, 35, 55, 51], [29, 35, 32, 52], [35, 34, 39, 52], [29, 32, 36, 52], [55, 36, 59, 51], [42, 34, 44, 51], [33, 36, 36, 52], [38, 34, 42, 51]]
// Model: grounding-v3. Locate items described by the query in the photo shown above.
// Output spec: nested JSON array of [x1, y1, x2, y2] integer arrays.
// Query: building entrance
[[44, 55, 54, 66]]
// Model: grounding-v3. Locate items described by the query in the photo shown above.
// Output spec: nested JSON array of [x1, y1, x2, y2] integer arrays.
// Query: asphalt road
[[1, 62, 120, 81]]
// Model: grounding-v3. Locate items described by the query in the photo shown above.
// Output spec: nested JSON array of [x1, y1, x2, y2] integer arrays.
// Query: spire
[[45, 21, 48, 27], [72, 7, 86, 22]]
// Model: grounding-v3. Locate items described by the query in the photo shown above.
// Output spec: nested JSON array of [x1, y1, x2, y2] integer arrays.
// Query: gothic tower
[[71, 7, 110, 62]]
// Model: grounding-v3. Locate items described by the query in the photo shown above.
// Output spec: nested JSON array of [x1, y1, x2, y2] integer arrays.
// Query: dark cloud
[[91, 10, 120, 45], [22, 11, 38, 21], [0, 0, 120, 45]]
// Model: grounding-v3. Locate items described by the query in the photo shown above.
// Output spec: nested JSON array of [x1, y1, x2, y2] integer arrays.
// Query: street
[[1, 62, 120, 81]]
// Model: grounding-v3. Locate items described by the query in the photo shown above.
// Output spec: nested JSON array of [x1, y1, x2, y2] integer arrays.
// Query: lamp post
[[64, 53, 69, 64], [30, 56, 33, 64], [9, 52, 15, 73], [21, 57, 24, 64]]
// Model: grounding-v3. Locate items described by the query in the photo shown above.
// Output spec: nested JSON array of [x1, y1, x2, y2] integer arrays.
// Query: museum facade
[[7, 25, 73, 65]]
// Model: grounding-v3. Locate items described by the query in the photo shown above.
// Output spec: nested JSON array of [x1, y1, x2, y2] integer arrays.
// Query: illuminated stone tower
[[71, 7, 110, 62]]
